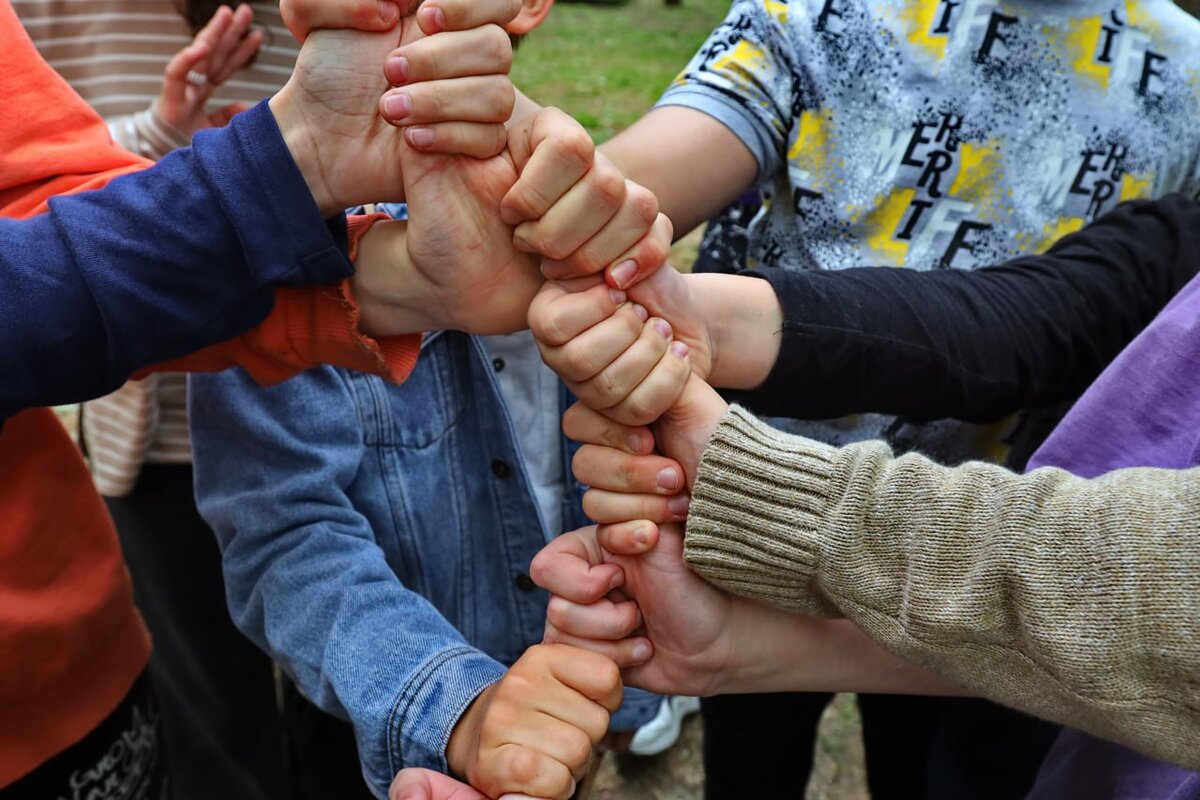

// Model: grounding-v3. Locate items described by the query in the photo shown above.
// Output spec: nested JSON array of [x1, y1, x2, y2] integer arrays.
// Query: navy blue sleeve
[[737, 194, 1200, 423], [0, 100, 354, 419]]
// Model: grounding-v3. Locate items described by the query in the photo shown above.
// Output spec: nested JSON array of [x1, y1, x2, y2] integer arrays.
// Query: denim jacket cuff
[[378, 647, 505, 791]]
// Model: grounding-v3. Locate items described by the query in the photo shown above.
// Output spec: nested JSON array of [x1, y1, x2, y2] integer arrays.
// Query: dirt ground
[[593, 694, 869, 800]]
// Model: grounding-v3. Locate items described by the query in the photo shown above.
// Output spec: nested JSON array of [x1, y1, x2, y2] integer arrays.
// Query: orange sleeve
[[1, 12, 419, 387], [143, 214, 422, 385], [0, 4, 149, 217]]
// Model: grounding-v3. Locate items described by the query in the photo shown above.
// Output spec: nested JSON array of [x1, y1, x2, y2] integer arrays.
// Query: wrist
[[268, 88, 338, 218], [445, 684, 494, 779], [697, 274, 783, 390], [350, 219, 437, 337]]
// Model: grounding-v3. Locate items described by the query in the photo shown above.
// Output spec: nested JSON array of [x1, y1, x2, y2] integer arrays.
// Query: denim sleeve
[[189, 366, 505, 798]]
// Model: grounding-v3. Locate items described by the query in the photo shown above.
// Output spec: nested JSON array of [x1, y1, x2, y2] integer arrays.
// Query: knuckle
[[539, 236, 573, 262], [591, 166, 627, 206], [561, 343, 599, 380], [620, 396, 657, 427], [590, 370, 621, 408], [562, 404, 586, 438], [486, 26, 514, 72], [588, 705, 613, 737], [545, 596, 572, 628], [486, 78, 516, 121], [627, 183, 659, 223], [531, 308, 568, 347], [581, 491, 605, 520], [639, 235, 670, 269], [596, 658, 622, 691], [486, 123, 509, 157], [506, 747, 544, 786], [564, 729, 593, 769], [563, 246, 605, 276]]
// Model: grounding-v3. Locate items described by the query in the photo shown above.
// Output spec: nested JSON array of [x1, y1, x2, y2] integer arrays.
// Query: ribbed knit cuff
[[683, 405, 842, 616]]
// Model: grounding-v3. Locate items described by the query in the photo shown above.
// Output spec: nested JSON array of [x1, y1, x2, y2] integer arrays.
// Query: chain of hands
[[219, 0, 744, 798]]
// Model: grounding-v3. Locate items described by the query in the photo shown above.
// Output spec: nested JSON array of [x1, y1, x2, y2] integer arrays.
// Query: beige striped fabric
[[15, 0, 298, 495]]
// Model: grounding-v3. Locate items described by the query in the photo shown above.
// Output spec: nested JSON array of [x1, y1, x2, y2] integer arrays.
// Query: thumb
[[388, 767, 489, 800], [658, 376, 728, 488]]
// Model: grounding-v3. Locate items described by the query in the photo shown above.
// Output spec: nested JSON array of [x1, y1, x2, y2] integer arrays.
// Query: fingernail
[[627, 432, 647, 452], [632, 642, 652, 663], [378, 0, 398, 23], [633, 303, 649, 322], [609, 288, 627, 306], [383, 92, 412, 121], [668, 494, 691, 517], [385, 55, 409, 85], [420, 4, 446, 31], [405, 126, 435, 149], [608, 572, 623, 590], [670, 341, 689, 359], [610, 259, 638, 288], [656, 468, 681, 492], [654, 318, 672, 339], [513, 234, 534, 253], [633, 526, 650, 545]]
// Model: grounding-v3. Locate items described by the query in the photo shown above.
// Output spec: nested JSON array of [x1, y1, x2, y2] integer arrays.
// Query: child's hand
[[157, 5, 262, 137], [503, 108, 673, 288], [528, 277, 691, 426], [529, 263, 737, 423], [561, 376, 728, 525], [389, 768, 488, 800], [446, 644, 622, 800]]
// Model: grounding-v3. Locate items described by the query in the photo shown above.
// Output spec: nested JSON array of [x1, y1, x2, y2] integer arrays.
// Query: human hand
[[156, 5, 261, 136], [529, 267, 718, 423], [290, 0, 522, 156], [501, 108, 673, 289], [445, 644, 621, 800], [563, 376, 726, 524], [557, 375, 724, 529], [530, 523, 741, 697], [281, 0, 406, 41], [389, 768, 489, 800], [268, 0, 520, 216]]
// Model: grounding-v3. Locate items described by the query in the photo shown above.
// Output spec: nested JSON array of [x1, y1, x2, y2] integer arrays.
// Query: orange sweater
[[0, 6, 418, 785]]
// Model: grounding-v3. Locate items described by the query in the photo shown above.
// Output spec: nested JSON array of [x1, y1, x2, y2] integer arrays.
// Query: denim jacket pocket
[[349, 332, 465, 449]]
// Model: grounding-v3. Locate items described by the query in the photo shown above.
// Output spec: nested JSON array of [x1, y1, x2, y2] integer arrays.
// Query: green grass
[[511, 0, 731, 143]]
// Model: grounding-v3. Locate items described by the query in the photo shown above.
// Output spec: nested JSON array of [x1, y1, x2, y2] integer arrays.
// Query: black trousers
[[107, 464, 289, 800], [108, 464, 376, 800], [3, 670, 167, 799], [702, 692, 1060, 800]]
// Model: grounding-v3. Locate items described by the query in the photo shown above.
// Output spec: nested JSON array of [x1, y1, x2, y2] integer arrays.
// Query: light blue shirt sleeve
[[655, 0, 802, 184], [189, 366, 505, 798]]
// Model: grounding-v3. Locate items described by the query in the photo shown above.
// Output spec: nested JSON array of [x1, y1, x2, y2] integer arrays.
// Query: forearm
[[735, 195, 1200, 421], [0, 103, 353, 417], [599, 107, 758, 238], [718, 604, 966, 697], [685, 405, 1200, 769]]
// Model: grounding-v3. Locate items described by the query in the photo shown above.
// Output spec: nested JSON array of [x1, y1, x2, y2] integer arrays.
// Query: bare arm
[[600, 106, 759, 238]]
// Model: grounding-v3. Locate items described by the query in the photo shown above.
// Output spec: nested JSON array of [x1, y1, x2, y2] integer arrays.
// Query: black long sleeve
[[739, 193, 1200, 423]]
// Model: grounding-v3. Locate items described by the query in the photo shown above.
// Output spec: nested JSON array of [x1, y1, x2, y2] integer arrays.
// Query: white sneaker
[[628, 695, 701, 756]]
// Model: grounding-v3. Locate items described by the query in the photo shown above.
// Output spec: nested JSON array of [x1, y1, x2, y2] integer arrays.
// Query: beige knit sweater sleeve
[[684, 405, 1200, 769]]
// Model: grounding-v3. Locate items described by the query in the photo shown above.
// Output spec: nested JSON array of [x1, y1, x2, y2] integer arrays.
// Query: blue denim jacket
[[189, 330, 659, 798]]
